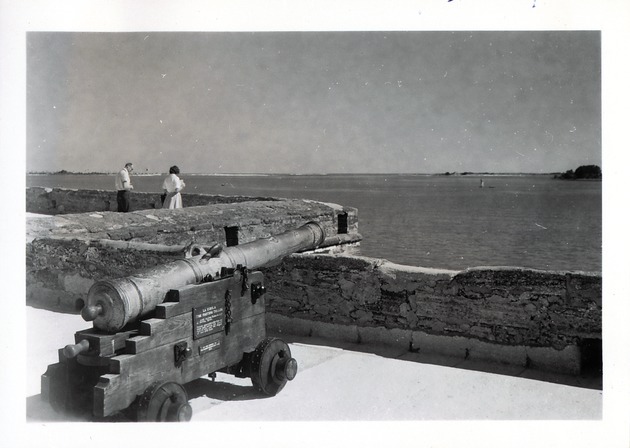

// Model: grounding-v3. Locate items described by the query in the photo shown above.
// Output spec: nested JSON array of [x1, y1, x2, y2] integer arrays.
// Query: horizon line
[[26, 170, 575, 176]]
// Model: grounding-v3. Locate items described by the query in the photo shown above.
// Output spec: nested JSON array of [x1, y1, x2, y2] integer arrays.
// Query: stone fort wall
[[263, 254, 600, 374], [25, 188, 601, 375]]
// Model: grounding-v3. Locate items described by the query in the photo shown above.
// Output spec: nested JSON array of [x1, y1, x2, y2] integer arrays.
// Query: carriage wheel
[[250, 338, 298, 396], [136, 381, 192, 422]]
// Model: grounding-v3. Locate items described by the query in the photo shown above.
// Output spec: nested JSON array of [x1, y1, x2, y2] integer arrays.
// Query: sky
[[26, 30, 601, 175]]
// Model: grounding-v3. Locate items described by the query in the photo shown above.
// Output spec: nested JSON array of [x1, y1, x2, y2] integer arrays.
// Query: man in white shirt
[[115, 162, 134, 212]]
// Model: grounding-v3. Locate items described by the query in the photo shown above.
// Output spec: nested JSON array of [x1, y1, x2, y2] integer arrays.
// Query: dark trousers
[[117, 190, 130, 212]]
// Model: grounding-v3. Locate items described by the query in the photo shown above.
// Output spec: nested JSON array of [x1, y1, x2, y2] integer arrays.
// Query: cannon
[[41, 222, 326, 422]]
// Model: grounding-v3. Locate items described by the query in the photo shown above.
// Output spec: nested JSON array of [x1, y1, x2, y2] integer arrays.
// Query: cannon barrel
[[81, 222, 326, 332]]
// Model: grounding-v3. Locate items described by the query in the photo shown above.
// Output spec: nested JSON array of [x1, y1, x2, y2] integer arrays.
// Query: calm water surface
[[27, 174, 601, 272]]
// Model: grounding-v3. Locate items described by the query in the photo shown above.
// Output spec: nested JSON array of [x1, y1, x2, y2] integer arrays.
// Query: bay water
[[26, 174, 601, 272]]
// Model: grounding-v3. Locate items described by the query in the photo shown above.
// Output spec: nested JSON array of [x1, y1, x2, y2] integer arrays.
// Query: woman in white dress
[[162, 165, 186, 209]]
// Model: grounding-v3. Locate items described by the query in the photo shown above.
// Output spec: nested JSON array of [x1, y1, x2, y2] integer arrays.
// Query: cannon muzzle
[[82, 222, 326, 332]]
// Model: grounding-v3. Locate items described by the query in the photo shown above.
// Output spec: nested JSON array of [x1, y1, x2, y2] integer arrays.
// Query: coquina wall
[[25, 187, 601, 376], [263, 254, 601, 374], [26, 188, 359, 312], [26, 186, 281, 215]]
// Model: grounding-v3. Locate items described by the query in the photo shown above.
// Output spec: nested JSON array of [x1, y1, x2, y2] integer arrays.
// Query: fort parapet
[[26, 187, 601, 377]]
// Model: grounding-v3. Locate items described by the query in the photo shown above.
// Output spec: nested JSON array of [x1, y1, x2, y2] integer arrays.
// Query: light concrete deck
[[25, 306, 601, 422], [15, 306, 625, 448], [12, 307, 628, 448]]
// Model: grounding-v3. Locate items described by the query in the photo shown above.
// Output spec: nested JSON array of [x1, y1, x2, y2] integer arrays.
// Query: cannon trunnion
[[42, 268, 296, 421]]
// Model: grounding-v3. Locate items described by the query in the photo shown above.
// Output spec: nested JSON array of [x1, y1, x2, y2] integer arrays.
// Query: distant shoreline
[[26, 171, 570, 177]]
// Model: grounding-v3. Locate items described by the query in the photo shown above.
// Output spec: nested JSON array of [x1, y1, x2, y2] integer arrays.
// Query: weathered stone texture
[[26, 187, 279, 215], [28, 201, 355, 246], [27, 187, 359, 239], [264, 254, 601, 350], [26, 189, 359, 312]]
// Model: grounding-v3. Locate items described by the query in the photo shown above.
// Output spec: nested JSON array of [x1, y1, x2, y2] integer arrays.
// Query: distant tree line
[[555, 165, 602, 180], [28, 170, 111, 175]]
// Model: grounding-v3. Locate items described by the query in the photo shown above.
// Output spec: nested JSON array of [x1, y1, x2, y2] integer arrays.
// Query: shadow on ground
[[185, 377, 264, 402], [27, 376, 273, 422], [268, 330, 602, 391]]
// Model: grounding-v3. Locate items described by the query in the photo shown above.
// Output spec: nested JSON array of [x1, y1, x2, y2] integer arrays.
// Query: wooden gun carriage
[[41, 222, 325, 421]]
